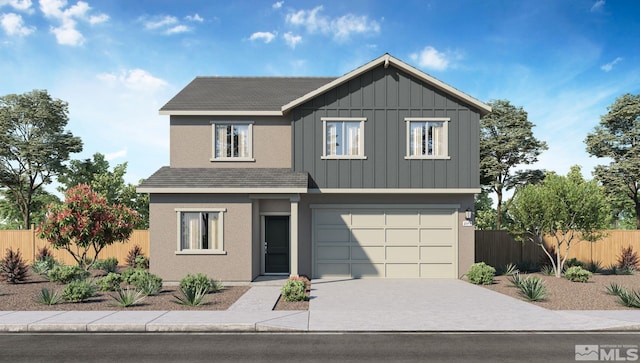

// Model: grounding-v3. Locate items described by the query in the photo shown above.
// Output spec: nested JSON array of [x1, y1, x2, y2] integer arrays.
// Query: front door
[[264, 216, 290, 274]]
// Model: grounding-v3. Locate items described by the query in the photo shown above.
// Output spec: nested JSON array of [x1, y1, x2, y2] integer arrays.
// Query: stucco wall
[[149, 194, 254, 282], [169, 115, 291, 168]]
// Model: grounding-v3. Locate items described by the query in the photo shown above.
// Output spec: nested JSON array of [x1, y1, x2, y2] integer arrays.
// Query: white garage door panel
[[313, 206, 457, 278]]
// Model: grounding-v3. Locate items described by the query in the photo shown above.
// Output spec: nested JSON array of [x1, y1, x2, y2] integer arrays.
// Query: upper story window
[[211, 122, 254, 161], [405, 117, 450, 159], [321, 117, 367, 159]]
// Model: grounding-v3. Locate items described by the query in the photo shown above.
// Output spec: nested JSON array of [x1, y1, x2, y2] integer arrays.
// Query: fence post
[[31, 224, 36, 264]]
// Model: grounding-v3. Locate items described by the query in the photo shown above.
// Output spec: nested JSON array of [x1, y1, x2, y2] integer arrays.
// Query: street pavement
[[1, 278, 640, 332]]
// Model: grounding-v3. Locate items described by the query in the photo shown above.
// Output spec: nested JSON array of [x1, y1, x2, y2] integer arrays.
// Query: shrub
[[466, 262, 495, 285], [210, 279, 224, 293], [47, 265, 90, 284], [0, 248, 29, 283], [31, 259, 52, 275], [62, 279, 97, 302], [500, 263, 519, 276], [174, 285, 208, 306], [564, 258, 585, 269], [35, 246, 54, 261], [111, 288, 146, 307], [517, 276, 547, 301], [617, 246, 640, 273], [564, 266, 592, 283], [585, 260, 602, 273], [180, 273, 214, 294], [126, 245, 148, 268], [281, 279, 307, 302], [92, 258, 118, 274], [35, 288, 63, 305], [508, 273, 524, 288], [608, 285, 640, 309], [122, 268, 162, 296], [540, 265, 555, 276], [96, 272, 123, 291]]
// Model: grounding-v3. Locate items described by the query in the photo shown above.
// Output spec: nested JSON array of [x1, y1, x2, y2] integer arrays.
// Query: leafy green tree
[[37, 184, 139, 269], [58, 153, 149, 229], [0, 90, 82, 228], [507, 166, 610, 277], [0, 188, 59, 229], [585, 93, 640, 229], [474, 191, 497, 230], [480, 99, 547, 229]]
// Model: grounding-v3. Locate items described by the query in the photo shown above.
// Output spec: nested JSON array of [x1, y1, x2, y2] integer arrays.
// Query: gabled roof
[[137, 167, 308, 193], [160, 77, 336, 116], [160, 53, 491, 117]]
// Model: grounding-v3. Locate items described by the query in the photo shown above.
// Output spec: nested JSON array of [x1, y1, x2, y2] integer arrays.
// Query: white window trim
[[175, 207, 227, 255], [210, 121, 255, 162], [404, 117, 451, 160], [321, 117, 367, 160]]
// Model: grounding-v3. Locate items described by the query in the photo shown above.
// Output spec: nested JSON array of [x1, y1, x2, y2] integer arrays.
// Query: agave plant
[[111, 288, 146, 307], [36, 288, 63, 305], [517, 276, 547, 302], [174, 285, 208, 306]]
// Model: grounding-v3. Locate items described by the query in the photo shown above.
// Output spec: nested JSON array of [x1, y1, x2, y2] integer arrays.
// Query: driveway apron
[[308, 279, 638, 331]]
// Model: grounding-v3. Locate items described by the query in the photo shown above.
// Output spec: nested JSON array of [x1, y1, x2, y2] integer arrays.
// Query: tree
[[0, 90, 82, 228], [58, 153, 149, 229], [0, 188, 59, 229], [507, 166, 610, 277], [480, 99, 547, 229], [585, 93, 640, 229], [38, 184, 139, 269]]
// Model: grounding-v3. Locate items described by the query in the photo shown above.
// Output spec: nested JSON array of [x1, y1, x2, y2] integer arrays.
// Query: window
[[176, 209, 226, 254], [405, 118, 450, 159], [211, 122, 253, 161], [321, 117, 366, 159]]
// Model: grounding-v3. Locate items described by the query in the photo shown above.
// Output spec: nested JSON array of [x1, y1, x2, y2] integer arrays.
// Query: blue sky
[[1, 0, 639, 190]]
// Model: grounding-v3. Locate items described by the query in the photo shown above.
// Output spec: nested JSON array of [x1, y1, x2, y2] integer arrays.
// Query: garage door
[[313, 205, 457, 278]]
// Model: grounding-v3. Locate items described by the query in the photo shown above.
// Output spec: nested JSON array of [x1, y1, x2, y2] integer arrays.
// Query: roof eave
[[281, 53, 492, 116], [159, 110, 284, 116]]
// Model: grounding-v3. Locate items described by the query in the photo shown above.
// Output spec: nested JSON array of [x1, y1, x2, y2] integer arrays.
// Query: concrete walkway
[[1, 278, 640, 332]]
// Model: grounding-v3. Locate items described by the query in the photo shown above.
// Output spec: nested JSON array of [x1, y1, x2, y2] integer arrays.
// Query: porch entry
[[263, 215, 290, 274]]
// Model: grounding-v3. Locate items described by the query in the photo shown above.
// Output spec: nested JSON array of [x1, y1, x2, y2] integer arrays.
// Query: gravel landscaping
[[481, 272, 640, 310], [0, 273, 250, 311]]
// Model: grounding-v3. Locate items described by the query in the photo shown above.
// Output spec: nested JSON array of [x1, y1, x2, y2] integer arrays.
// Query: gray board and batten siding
[[292, 64, 481, 190]]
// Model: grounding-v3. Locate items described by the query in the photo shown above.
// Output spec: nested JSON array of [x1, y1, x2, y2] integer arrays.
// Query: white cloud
[[185, 13, 203, 22], [249, 31, 275, 43], [104, 148, 127, 161], [272, 1, 283, 9], [143, 15, 177, 30], [590, 0, 605, 12], [97, 69, 168, 92], [283, 31, 301, 48], [0, 0, 33, 12], [1, 12, 35, 35], [166, 24, 189, 34], [601, 57, 622, 72], [39, 0, 108, 46], [285, 5, 380, 41], [410, 46, 450, 71]]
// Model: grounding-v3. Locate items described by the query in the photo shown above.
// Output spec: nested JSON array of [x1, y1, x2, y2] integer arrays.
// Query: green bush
[[564, 258, 585, 269], [62, 279, 97, 302], [564, 266, 592, 283], [92, 258, 118, 274], [96, 272, 123, 291], [180, 273, 215, 294], [281, 279, 307, 302], [517, 276, 547, 301], [122, 268, 162, 296], [466, 262, 495, 285], [47, 265, 90, 284], [134, 255, 149, 269], [586, 260, 602, 273], [31, 257, 58, 275], [174, 285, 208, 306]]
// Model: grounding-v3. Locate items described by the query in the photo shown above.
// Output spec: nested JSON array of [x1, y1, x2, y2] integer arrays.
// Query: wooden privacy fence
[[0, 229, 149, 265], [476, 230, 640, 268]]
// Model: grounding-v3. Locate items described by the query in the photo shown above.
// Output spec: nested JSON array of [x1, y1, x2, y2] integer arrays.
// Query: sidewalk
[[1, 278, 640, 333]]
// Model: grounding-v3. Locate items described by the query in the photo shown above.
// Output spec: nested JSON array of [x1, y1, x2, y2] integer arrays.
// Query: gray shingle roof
[[138, 167, 308, 190], [160, 77, 337, 112]]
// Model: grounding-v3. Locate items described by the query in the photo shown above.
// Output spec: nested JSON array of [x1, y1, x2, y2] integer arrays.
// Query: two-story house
[[138, 54, 491, 282]]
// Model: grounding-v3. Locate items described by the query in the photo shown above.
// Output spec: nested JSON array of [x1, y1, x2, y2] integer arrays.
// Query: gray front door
[[264, 216, 290, 274]]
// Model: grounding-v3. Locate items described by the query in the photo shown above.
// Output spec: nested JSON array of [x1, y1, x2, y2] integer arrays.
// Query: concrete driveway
[[308, 278, 640, 331]]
